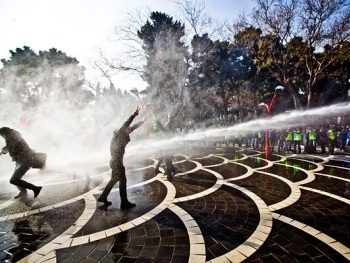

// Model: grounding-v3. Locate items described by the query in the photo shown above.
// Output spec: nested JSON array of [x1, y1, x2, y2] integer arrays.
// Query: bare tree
[[171, 0, 227, 40], [252, 0, 350, 108], [299, 0, 350, 106], [89, 8, 151, 88], [253, 0, 303, 109]]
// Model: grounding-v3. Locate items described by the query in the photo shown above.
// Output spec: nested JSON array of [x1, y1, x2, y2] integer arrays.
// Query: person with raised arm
[[98, 107, 145, 209]]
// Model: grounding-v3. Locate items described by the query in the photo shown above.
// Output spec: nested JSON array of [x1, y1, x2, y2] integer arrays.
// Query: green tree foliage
[[232, 27, 269, 118], [186, 33, 217, 125], [314, 42, 350, 105], [256, 34, 306, 107], [0, 46, 94, 110], [188, 32, 261, 125]]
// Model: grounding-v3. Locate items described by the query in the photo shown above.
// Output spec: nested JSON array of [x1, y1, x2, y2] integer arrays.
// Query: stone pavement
[[0, 146, 349, 262]]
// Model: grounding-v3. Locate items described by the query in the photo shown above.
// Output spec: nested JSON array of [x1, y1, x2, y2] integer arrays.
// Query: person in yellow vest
[[241, 131, 249, 148], [286, 128, 293, 153], [305, 126, 317, 153], [258, 130, 264, 150], [293, 127, 302, 154], [149, 121, 160, 139], [232, 131, 242, 147], [225, 132, 232, 147], [327, 126, 337, 155]]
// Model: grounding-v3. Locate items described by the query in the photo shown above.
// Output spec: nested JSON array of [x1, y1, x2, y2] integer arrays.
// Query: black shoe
[[14, 189, 27, 199], [120, 201, 136, 210], [33, 186, 42, 198], [98, 197, 112, 206]]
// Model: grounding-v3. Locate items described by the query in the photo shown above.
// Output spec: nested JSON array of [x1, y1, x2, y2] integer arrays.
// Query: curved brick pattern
[[0, 178, 102, 218], [0, 200, 84, 262], [56, 208, 190, 262], [278, 189, 350, 247], [307, 173, 350, 198], [320, 165, 350, 179], [283, 158, 319, 171], [209, 163, 248, 179], [246, 219, 348, 262], [178, 184, 260, 261], [195, 155, 227, 167], [264, 163, 309, 183], [0, 146, 347, 262], [76, 181, 168, 235], [233, 172, 292, 207], [243, 157, 269, 169], [173, 171, 217, 199]]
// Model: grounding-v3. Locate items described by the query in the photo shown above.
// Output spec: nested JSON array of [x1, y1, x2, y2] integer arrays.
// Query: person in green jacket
[[286, 128, 293, 153], [293, 127, 302, 154], [327, 126, 337, 155], [305, 126, 317, 153]]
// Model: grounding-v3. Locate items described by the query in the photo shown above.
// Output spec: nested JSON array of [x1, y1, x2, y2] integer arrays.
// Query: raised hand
[[133, 106, 141, 116]]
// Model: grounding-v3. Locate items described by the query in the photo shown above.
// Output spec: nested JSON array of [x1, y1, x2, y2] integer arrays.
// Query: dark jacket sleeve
[[119, 114, 136, 131], [131, 121, 144, 132], [117, 114, 143, 133], [1, 146, 8, 153]]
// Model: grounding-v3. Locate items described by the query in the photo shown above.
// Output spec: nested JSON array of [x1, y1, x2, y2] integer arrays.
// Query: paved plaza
[[0, 145, 349, 262]]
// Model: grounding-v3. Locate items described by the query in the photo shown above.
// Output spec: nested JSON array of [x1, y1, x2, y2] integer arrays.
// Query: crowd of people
[[196, 124, 350, 155]]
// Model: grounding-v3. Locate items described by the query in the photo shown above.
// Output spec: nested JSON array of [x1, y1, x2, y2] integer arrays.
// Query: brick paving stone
[[1, 147, 349, 262], [278, 190, 350, 247], [210, 163, 248, 179], [178, 184, 260, 261], [327, 160, 350, 169], [57, 208, 190, 262], [283, 157, 319, 171], [233, 172, 292, 206], [264, 165, 309, 183], [245, 220, 344, 262], [0, 200, 84, 262], [75, 181, 167, 236], [195, 156, 227, 167], [173, 170, 217, 198], [244, 156, 269, 169], [0, 179, 101, 218]]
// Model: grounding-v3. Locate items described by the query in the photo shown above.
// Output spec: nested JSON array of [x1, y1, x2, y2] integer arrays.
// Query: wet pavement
[[0, 145, 349, 262]]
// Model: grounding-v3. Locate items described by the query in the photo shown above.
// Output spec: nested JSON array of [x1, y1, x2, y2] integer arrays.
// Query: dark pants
[[329, 140, 336, 154], [294, 140, 301, 153], [10, 162, 37, 191], [99, 164, 128, 204], [286, 140, 293, 152], [156, 155, 175, 176], [319, 140, 326, 154]]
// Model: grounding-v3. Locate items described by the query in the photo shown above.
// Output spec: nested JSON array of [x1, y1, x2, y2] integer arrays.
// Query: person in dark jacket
[[0, 127, 43, 198], [293, 127, 302, 154], [317, 126, 328, 154], [98, 107, 144, 209]]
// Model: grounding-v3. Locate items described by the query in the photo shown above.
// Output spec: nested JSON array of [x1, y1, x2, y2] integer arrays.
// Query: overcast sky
[[0, 0, 255, 89]]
